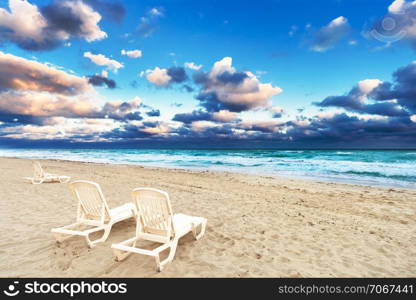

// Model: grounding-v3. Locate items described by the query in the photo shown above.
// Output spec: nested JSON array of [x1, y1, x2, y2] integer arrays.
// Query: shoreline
[[0, 157, 415, 277], [0, 154, 415, 191]]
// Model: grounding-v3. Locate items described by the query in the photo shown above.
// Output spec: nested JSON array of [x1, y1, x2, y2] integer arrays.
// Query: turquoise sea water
[[0, 148, 415, 189]]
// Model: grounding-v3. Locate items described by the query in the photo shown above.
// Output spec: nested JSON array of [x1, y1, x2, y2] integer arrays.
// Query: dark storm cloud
[[3, 111, 416, 148], [122, 112, 143, 121], [88, 75, 116, 89], [0, 113, 46, 126], [286, 113, 416, 145], [196, 91, 252, 113], [0, 27, 60, 51], [168, 105, 416, 148], [216, 71, 248, 85], [172, 110, 213, 124], [102, 125, 152, 139], [370, 62, 416, 113], [317, 93, 362, 110], [192, 71, 209, 85], [316, 61, 416, 116], [102, 121, 168, 140], [167, 67, 188, 84], [84, 0, 125, 23], [272, 111, 283, 118], [192, 70, 247, 88], [193, 69, 248, 112], [41, 4, 83, 36], [316, 92, 409, 117], [99, 100, 143, 121], [146, 109, 161, 117]]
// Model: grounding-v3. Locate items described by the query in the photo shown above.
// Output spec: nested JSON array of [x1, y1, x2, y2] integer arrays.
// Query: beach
[[0, 156, 415, 277]]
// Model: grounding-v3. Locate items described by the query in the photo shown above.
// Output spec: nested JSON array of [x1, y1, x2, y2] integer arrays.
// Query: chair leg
[[155, 239, 178, 272], [113, 239, 137, 261], [192, 219, 207, 240], [113, 248, 133, 262], [85, 225, 112, 248]]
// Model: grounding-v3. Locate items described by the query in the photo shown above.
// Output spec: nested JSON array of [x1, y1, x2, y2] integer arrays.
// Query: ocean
[[0, 148, 415, 189]]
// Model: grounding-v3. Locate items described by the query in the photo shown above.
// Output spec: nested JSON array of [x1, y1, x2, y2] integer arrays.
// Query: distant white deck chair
[[24, 161, 70, 184], [112, 188, 207, 271], [51, 180, 136, 248]]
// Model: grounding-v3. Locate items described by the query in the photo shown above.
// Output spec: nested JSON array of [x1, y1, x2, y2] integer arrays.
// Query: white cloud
[[269, 106, 284, 117], [63, 0, 107, 42], [121, 49, 143, 58], [2, 117, 119, 141], [388, 0, 407, 13], [145, 67, 171, 86], [149, 7, 163, 16], [201, 57, 282, 111], [213, 110, 238, 122], [0, 51, 91, 95], [191, 120, 218, 132], [311, 16, 350, 52], [357, 79, 383, 95], [0, 0, 47, 42], [101, 96, 143, 119], [184, 62, 202, 70], [130, 96, 143, 107], [84, 52, 123, 72], [0, 91, 98, 118], [0, 0, 107, 50]]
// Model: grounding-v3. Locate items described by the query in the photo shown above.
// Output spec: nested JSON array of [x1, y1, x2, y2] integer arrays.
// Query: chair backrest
[[32, 161, 44, 179], [131, 188, 174, 237], [70, 181, 111, 223]]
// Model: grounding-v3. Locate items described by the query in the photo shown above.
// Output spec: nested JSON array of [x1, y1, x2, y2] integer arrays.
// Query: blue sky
[[0, 0, 415, 148]]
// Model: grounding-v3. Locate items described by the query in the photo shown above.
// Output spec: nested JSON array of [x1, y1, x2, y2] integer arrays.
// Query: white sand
[[0, 157, 415, 277]]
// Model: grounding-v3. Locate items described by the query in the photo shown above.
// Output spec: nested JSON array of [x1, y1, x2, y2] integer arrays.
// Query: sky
[[0, 0, 415, 148]]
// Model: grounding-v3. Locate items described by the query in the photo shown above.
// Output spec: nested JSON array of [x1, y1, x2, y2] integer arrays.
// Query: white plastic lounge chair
[[112, 188, 207, 271], [24, 161, 70, 184], [51, 180, 136, 248]]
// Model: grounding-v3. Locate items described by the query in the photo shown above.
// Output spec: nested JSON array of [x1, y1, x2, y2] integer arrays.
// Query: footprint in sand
[[215, 248, 226, 256], [53, 248, 73, 271]]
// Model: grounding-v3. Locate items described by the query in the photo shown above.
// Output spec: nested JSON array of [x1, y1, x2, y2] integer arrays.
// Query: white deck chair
[[51, 180, 136, 248], [112, 188, 207, 271], [24, 161, 70, 184]]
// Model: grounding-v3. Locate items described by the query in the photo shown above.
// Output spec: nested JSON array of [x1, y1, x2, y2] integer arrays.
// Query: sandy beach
[[0, 157, 415, 277]]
